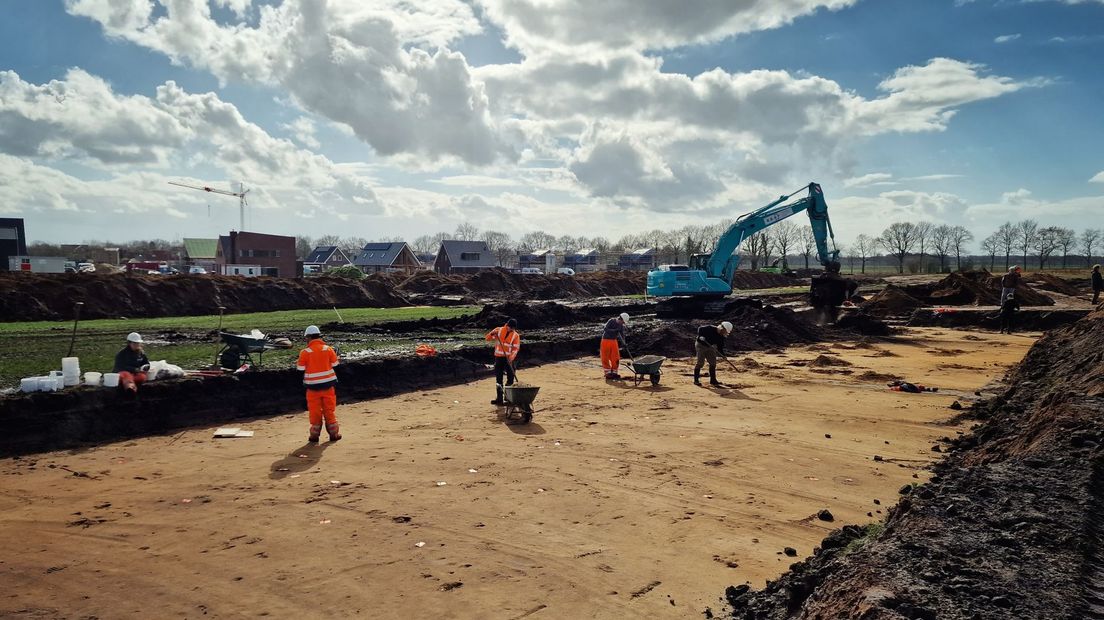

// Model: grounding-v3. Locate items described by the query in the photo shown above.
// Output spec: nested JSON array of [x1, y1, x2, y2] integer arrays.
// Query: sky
[[1, 0, 1102, 248]]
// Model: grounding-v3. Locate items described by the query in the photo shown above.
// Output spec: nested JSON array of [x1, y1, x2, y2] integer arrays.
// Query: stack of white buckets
[[19, 357, 119, 392]]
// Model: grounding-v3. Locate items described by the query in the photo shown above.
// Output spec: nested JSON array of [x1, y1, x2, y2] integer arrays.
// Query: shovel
[[67, 301, 84, 357]]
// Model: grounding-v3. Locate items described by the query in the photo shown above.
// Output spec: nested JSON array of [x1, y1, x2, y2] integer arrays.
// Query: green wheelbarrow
[[502, 384, 540, 425], [623, 355, 666, 387]]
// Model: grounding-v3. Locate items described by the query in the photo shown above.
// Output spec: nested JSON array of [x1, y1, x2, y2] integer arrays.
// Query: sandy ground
[[0, 328, 1036, 619]]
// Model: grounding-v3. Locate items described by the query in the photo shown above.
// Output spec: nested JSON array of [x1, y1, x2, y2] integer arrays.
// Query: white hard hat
[[126, 332, 144, 343], [720, 321, 733, 333], [619, 312, 630, 323], [304, 325, 321, 336]]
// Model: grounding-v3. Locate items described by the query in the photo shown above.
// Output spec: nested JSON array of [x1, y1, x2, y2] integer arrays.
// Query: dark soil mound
[[730, 271, 800, 290], [907, 307, 1088, 330], [809, 354, 851, 367], [835, 312, 892, 336], [1022, 272, 1082, 297], [907, 271, 1053, 307], [861, 285, 924, 315], [634, 302, 820, 358], [724, 308, 1104, 620], [0, 272, 409, 321]]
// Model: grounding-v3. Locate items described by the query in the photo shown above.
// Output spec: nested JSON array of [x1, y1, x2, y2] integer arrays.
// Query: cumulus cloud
[[477, 0, 858, 51], [1090, 171, 1104, 183], [994, 34, 1021, 43], [281, 117, 320, 150], [65, 0, 508, 165]]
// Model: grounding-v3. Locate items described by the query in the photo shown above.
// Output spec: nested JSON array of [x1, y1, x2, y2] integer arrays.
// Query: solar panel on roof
[[362, 243, 391, 251]]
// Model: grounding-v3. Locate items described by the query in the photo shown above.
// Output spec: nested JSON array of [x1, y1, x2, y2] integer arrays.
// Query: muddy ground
[[0, 328, 1033, 619], [723, 308, 1104, 620]]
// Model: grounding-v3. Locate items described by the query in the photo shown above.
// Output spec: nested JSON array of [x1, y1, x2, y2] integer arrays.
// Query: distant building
[[60, 244, 120, 265], [434, 240, 496, 274], [304, 245, 353, 273], [183, 238, 219, 272], [8, 256, 66, 273], [353, 242, 421, 273], [564, 248, 601, 272], [618, 248, 657, 271], [216, 231, 296, 277], [518, 249, 554, 270], [0, 218, 27, 272]]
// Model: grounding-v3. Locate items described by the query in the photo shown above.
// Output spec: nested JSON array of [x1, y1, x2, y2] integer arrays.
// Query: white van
[[189, 266, 208, 275], [556, 267, 576, 276], [519, 267, 543, 275]]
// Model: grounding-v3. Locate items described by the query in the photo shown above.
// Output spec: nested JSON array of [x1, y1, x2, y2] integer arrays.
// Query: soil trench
[[0, 328, 1032, 619]]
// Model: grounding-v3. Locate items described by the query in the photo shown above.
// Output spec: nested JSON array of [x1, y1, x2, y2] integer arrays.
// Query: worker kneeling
[[487, 318, 520, 405], [114, 332, 150, 394], [297, 325, 341, 443], [694, 321, 733, 387]]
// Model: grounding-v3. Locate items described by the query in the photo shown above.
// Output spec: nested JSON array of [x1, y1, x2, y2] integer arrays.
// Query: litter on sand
[[436, 481, 448, 486], [415, 542, 426, 548], [213, 427, 254, 438], [318, 519, 331, 525], [468, 469, 478, 473]]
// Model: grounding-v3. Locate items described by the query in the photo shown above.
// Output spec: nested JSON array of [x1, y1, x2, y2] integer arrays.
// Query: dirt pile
[[634, 301, 820, 358], [393, 268, 645, 300], [724, 308, 1104, 620], [906, 271, 1053, 307], [730, 272, 800, 290], [0, 272, 410, 321], [861, 285, 924, 315], [907, 307, 1088, 330], [1022, 272, 1082, 297]]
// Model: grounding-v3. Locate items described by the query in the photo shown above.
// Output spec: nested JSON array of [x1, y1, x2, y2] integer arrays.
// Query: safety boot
[[693, 368, 701, 386], [308, 424, 322, 443], [709, 369, 722, 387], [326, 422, 341, 442]]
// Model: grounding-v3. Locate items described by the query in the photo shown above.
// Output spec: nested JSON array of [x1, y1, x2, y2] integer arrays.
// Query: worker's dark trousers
[[494, 356, 516, 401], [693, 342, 719, 384], [1000, 314, 1015, 333], [1094, 289, 1101, 304]]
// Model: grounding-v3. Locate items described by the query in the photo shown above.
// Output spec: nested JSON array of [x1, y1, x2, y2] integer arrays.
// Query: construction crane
[[168, 181, 250, 231]]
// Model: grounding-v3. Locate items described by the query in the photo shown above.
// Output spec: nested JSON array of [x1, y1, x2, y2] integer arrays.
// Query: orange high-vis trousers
[[600, 338, 621, 373], [306, 386, 337, 426]]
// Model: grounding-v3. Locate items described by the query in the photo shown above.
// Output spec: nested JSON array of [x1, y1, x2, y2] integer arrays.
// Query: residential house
[[517, 248, 554, 270], [618, 248, 658, 271], [183, 238, 219, 272], [304, 245, 352, 274], [216, 231, 296, 277], [564, 248, 601, 272], [353, 242, 421, 273], [434, 240, 496, 274], [0, 218, 27, 271]]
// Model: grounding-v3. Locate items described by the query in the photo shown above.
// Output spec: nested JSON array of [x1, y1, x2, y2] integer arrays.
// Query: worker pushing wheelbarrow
[[486, 318, 539, 424]]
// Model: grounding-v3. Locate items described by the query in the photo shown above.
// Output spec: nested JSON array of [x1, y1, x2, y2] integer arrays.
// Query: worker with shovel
[[694, 321, 733, 387], [113, 332, 151, 394], [487, 318, 521, 405], [297, 325, 341, 443], [600, 312, 631, 379]]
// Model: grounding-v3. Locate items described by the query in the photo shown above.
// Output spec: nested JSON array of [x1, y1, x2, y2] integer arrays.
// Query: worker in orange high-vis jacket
[[486, 318, 520, 405], [297, 325, 341, 442]]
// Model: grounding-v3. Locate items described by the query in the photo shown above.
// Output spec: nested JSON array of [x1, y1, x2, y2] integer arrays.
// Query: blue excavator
[[646, 182, 841, 317]]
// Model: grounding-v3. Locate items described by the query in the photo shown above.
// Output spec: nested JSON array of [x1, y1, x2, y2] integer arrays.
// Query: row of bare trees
[[844, 221, 1102, 274]]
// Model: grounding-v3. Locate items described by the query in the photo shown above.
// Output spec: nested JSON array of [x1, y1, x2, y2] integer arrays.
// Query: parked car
[[556, 267, 576, 276], [77, 262, 95, 273], [188, 266, 208, 275], [519, 267, 543, 275]]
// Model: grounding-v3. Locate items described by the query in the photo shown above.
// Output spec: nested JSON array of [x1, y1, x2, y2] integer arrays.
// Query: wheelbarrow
[[215, 331, 279, 370], [623, 355, 666, 386], [502, 384, 540, 425]]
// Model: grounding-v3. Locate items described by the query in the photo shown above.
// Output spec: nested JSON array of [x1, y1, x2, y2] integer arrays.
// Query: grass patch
[[0, 306, 478, 389], [843, 521, 885, 555]]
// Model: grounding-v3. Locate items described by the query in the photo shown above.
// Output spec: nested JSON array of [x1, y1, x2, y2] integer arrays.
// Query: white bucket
[[61, 357, 80, 374], [20, 377, 39, 393], [49, 370, 63, 378], [84, 372, 102, 386], [103, 373, 120, 388], [63, 374, 80, 387], [37, 377, 58, 392]]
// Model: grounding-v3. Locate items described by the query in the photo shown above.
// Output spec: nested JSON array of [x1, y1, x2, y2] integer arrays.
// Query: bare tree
[[913, 222, 934, 274], [1033, 226, 1063, 269], [854, 234, 876, 274], [339, 237, 367, 261], [798, 225, 815, 270], [980, 233, 999, 271], [481, 230, 515, 266], [742, 232, 771, 270], [1081, 229, 1101, 266], [948, 226, 974, 271], [930, 225, 952, 273], [994, 221, 1017, 270], [770, 221, 800, 269], [518, 231, 557, 253], [1056, 227, 1076, 268], [877, 222, 917, 274], [1016, 219, 1039, 268], [411, 235, 437, 255], [295, 236, 313, 260], [315, 234, 341, 248], [454, 222, 480, 241]]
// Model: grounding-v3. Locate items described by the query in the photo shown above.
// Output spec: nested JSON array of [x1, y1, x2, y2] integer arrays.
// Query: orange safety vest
[[485, 325, 520, 361], [297, 339, 339, 388]]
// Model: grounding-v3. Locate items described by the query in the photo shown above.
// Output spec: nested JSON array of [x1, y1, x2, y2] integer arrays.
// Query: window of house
[[460, 252, 480, 261]]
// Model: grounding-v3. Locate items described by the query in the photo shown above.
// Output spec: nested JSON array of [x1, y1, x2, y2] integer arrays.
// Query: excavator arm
[[648, 182, 839, 302]]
